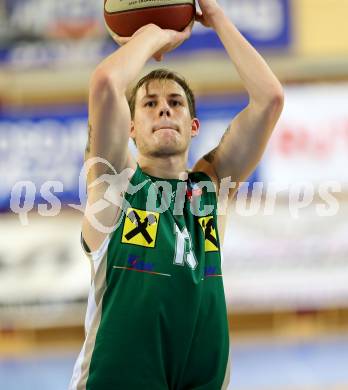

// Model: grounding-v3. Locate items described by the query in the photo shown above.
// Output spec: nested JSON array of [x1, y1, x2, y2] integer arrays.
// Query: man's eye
[[145, 101, 156, 107], [170, 100, 181, 106]]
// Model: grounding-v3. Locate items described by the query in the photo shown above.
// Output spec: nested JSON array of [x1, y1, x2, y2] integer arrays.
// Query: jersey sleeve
[[80, 232, 110, 264]]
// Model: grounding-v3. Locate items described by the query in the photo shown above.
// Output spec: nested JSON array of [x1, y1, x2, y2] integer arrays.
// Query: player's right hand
[[110, 23, 193, 62], [153, 22, 193, 61], [110, 24, 154, 46]]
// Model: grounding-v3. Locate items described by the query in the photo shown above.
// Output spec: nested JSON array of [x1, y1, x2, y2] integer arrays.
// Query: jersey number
[[173, 224, 198, 270]]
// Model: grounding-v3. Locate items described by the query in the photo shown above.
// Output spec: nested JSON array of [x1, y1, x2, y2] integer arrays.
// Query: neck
[[137, 154, 189, 180]]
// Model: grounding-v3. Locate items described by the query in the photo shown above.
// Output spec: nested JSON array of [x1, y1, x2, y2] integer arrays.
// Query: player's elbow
[[263, 86, 284, 120], [269, 85, 284, 112], [273, 86, 284, 107], [89, 68, 123, 102]]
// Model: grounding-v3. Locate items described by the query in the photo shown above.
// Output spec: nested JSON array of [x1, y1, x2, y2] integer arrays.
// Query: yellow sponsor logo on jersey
[[198, 216, 219, 252], [122, 208, 160, 248]]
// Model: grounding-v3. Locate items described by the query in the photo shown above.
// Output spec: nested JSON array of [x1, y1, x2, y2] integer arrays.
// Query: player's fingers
[[195, 11, 210, 26], [195, 17, 202, 24], [179, 23, 192, 40], [153, 53, 164, 62], [117, 36, 131, 44], [196, 10, 203, 18]]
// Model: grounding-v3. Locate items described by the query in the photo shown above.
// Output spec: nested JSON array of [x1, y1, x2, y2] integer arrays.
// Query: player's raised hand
[[152, 22, 193, 61], [110, 23, 193, 62], [109, 24, 154, 46], [195, 0, 224, 28]]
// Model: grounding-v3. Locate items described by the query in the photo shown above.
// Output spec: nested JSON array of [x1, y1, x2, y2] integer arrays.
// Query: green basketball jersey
[[70, 164, 230, 390]]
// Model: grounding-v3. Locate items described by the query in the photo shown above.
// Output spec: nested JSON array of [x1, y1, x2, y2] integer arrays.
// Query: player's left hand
[[195, 0, 224, 29]]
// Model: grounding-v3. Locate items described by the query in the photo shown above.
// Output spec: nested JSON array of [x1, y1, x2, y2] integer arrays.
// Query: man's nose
[[159, 108, 170, 117], [158, 101, 171, 117]]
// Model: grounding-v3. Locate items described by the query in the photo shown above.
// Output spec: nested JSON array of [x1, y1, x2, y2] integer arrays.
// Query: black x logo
[[201, 218, 218, 248], [125, 210, 158, 244]]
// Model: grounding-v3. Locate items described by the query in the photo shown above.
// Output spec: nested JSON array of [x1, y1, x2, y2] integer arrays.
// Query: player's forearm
[[93, 25, 168, 93], [211, 10, 283, 105]]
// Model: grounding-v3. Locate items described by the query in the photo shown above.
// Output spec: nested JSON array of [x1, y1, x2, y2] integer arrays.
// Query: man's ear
[[130, 120, 136, 141], [191, 118, 200, 138]]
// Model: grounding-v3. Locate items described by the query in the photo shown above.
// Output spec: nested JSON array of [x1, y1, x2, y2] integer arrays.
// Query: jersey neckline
[[137, 163, 190, 183]]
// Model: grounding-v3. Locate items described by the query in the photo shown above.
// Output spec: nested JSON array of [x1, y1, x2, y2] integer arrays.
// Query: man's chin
[[150, 141, 186, 157]]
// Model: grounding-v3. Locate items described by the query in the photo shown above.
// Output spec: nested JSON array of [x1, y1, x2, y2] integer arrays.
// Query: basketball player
[[70, 0, 284, 389]]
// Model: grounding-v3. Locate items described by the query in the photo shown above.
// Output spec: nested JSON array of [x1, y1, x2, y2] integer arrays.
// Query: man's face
[[130, 79, 200, 157]]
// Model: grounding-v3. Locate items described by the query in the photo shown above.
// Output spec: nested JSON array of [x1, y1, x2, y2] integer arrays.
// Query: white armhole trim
[[80, 233, 110, 263]]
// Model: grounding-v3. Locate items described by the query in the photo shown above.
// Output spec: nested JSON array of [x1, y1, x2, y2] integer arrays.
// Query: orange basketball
[[104, 0, 195, 38]]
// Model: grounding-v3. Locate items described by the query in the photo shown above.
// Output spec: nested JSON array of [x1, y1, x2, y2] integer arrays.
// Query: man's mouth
[[153, 123, 179, 132]]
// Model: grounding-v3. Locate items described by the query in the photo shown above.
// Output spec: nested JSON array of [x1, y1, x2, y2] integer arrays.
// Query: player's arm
[[193, 1, 284, 195], [86, 24, 175, 181], [83, 24, 192, 252]]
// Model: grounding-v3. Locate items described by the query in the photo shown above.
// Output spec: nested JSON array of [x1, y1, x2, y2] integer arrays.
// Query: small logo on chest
[[127, 254, 154, 272], [113, 254, 171, 277]]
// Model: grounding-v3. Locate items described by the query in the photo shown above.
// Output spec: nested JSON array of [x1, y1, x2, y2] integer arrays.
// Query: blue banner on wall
[[0, 0, 291, 68], [0, 105, 88, 211], [178, 0, 291, 52]]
